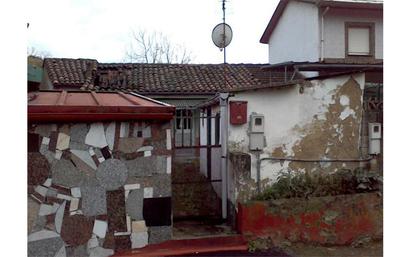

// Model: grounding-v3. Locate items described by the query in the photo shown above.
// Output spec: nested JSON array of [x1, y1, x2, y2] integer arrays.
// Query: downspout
[[320, 6, 330, 62], [219, 92, 229, 220]]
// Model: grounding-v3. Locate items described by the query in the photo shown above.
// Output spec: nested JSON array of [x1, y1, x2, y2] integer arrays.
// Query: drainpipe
[[320, 6, 330, 62], [219, 92, 229, 220]]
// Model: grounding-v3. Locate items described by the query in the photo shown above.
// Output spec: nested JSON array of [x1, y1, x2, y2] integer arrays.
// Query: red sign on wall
[[230, 101, 247, 125]]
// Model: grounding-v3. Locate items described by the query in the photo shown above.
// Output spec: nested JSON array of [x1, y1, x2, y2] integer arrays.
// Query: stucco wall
[[268, 0, 320, 64], [228, 73, 365, 203], [28, 120, 173, 256], [323, 8, 383, 59]]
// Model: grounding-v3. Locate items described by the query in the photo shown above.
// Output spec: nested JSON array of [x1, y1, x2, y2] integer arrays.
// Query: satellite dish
[[212, 23, 233, 49]]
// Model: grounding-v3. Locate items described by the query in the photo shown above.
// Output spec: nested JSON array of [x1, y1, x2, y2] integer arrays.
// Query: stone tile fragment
[[71, 187, 81, 198], [118, 138, 144, 153], [28, 152, 50, 185], [69, 198, 79, 212], [52, 159, 84, 188], [101, 146, 112, 159], [144, 151, 152, 157], [28, 132, 41, 152], [144, 187, 153, 198], [130, 232, 148, 249], [87, 234, 99, 250], [137, 146, 153, 152], [28, 229, 60, 242], [28, 236, 64, 257], [35, 124, 57, 137], [167, 156, 172, 174], [65, 244, 88, 257], [42, 137, 50, 145], [69, 141, 89, 151], [85, 123, 108, 148], [124, 184, 140, 191], [142, 125, 151, 138], [56, 133, 70, 150], [107, 189, 127, 232], [125, 189, 144, 220], [57, 193, 73, 201], [55, 201, 66, 234], [89, 246, 114, 257], [105, 122, 116, 150], [49, 131, 58, 152], [96, 159, 128, 191], [166, 129, 172, 150], [39, 204, 55, 216], [55, 149, 63, 159], [70, 123, 88, 143], [114, 235, 131, 251], [28, 197, 41, 234], [148, 226, 172, 244], [132, 220, 147, 233], [61, 214, 93, 246], [93, 220, 108, 238], [35, 185, 48, 197], [125, 156, 154, 177], [81, 178, 107, 217], [120, 122, 129, 138], [70, 149, 97, 172], [43, 178, 52, 187], [54, 245, 66, 257], [143, 197, 171, 226]]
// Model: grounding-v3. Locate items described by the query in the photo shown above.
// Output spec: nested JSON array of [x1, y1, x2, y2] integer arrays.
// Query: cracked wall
[[228, 73, 365, 204]]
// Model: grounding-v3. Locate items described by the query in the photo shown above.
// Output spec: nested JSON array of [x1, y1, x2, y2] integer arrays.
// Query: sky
[[27, 0, 279, 64]]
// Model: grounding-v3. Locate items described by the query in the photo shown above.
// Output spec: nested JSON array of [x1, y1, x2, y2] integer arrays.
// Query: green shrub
[[254, 168, 382, 201]]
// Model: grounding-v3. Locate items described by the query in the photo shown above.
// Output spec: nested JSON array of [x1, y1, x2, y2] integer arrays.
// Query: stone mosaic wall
[[28, 121, 173, 257]]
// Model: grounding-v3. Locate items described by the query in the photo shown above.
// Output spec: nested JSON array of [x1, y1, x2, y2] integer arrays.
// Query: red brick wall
[[237, 193, 382, 245]]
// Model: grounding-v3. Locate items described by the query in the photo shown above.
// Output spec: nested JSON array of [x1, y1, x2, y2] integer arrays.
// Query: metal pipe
[[320, 6, 330, 62], [220, 92, 229, 220]]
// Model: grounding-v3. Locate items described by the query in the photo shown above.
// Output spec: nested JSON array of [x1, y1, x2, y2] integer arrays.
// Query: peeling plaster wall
[[228, 73, 365, 203], [28, 120, 173, 255]]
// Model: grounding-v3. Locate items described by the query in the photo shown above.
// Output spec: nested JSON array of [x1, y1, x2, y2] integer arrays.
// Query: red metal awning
[[28, 91, 175, 123]]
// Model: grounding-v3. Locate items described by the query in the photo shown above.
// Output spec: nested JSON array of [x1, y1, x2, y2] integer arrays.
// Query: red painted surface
[[28, 91, 175, 122], [230, 101, 247, 125], [237, 193, 382, 245], [113, 235, 247, 257]]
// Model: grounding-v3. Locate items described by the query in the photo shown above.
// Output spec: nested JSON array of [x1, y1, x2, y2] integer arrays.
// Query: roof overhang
[[262, 61, 383, 72], [260, 0, 383, 44], [28, 91, 175, 123]]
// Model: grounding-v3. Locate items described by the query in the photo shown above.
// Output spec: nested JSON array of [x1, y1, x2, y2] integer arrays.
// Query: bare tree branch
[[27, 46, 52, 59], [125, 29, 194, 64]]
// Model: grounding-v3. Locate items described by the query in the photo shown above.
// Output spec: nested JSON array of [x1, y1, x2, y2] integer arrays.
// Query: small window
[[345, 22, 375, 57], [176, 109, 192, 130], [255, 117, 262, 126]]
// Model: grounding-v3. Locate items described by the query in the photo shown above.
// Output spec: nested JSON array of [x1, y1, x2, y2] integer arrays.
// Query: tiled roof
[[44, 58, 98, 89], [43, 58, 277, 94]]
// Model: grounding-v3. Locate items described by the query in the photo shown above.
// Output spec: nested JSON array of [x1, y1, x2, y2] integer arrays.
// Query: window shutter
[[348, 27, 370, 55]]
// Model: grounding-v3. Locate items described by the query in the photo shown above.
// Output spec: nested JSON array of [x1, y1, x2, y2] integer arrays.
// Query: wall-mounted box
[[250, 113, 264, 133], [230, 101, 247, 125], [368, 123, 382, 139], [249, 133, 264, 151], [368, 123, 381, 155]]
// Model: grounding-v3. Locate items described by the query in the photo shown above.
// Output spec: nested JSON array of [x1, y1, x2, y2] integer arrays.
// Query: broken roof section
[[260, 0, 383, 44], [43, 58, 285, 94], [28, 90, 175, 123]]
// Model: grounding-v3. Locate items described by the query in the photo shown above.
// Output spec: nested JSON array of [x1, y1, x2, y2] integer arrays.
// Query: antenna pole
[[221, 0, 228, 220]]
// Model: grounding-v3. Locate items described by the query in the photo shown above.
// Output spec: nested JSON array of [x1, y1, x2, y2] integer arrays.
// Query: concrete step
[[113, 235, 248, 257]]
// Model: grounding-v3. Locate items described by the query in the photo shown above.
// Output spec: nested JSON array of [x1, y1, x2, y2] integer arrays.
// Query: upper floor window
[[345, 22, 375, 57]]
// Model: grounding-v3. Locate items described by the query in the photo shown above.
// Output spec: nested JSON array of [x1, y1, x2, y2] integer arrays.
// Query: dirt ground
[[282, 240, 383, 257]]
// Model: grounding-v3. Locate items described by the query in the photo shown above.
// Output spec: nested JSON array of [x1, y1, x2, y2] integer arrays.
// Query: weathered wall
[[268, 0, 320, 64], [323, 8, 383, 60], [237, 192, 383, 246], [28, 120, 172, 256], [228, 73, 365, 204]]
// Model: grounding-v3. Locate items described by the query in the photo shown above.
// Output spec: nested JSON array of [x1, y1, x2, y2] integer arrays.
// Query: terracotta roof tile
[[44, 58, 291, 93]]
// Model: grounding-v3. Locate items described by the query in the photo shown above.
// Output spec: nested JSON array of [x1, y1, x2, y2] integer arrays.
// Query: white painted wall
[[228, 73, 365, 184], [323, 8, 383, 59], [268, 0, 320, 64]]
